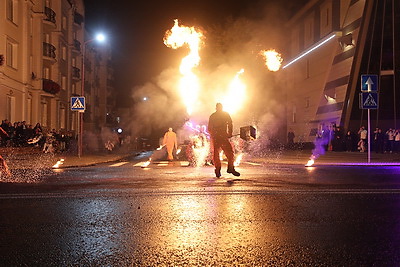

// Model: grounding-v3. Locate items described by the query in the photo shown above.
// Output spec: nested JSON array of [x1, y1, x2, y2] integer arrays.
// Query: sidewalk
[[0, 147, 132, 170]]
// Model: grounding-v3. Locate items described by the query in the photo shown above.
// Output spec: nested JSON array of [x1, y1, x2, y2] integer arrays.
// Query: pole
[[367, 109, 371, 163], [78, 41, 86, 158]]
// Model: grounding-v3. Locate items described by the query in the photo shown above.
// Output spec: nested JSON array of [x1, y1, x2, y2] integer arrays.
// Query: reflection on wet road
[[1, 159, 400, 265]]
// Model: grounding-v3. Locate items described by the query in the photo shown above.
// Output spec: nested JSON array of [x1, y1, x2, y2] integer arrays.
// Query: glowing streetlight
[[78, 32, 107, 158]]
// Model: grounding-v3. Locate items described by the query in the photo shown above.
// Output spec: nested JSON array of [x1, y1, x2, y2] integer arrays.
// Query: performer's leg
[[212, 139, 221, 177]]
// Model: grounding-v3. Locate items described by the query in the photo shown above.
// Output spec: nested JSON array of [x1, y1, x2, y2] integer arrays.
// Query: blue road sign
[[71, 97, 85, 111], [361, 74, 378, 92], [360, 92, 378, 109]]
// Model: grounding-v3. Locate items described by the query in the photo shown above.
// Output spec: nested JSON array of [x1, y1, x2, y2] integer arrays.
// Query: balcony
[[72, 39, 81, 53], [72, 67, 81, 80], [74, 12, 84, 27], [43, 7, 56, 30], [43, 42, 56, 62], [42, 79, 60, 95]]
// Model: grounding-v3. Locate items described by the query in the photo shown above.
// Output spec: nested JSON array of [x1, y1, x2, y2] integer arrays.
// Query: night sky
[[83, 0, 307, 106]]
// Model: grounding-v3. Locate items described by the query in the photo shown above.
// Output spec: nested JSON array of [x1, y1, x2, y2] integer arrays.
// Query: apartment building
[[283, 0, 399, 142], [0, 0, 115, 136]]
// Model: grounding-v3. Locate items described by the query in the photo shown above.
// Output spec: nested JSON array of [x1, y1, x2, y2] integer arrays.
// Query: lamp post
[[78, 33, 106, 157]]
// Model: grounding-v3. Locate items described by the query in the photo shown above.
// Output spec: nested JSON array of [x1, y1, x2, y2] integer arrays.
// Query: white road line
[[244, 162, 262, 166], [110, 162, 128, 167]]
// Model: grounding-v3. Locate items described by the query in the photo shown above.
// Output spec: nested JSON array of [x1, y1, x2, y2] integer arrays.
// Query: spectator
[[386, 128, 395, 153], [287, 130, 295, 149], [345, 130, 353, 152], [395, 129, 400, 153], [358, 126, 367, 152], [374, 128, 384, 153]]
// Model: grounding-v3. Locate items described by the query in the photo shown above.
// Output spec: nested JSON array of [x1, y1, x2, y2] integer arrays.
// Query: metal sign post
[[71, 97, 85, 157], [360, 74, 378, 163]]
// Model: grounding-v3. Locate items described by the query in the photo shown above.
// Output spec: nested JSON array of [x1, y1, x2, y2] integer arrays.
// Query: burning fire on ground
[[305, 155, 316, 167]]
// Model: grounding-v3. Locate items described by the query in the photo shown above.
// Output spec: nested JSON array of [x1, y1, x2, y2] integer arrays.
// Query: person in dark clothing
[[287, 130, 295, 149], [208, 103, 240, 178], [345, 130, 353, 152]]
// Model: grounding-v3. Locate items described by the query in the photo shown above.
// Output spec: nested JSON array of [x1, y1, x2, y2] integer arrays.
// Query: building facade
[[283, 0, 398, 142], [0, 0, 115, 139]]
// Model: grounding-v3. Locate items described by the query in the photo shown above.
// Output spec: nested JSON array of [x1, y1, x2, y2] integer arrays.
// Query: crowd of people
[[0, 119, 74, 153], [314, 124, 400, 153]]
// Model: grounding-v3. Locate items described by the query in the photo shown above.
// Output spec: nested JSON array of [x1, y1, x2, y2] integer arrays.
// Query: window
[[6, 39, 18, 69], [61, 76, 66, 90], [44, 67, 50, 79], [41, 99, 48, 127], [320, 1, 332, 37], [62, 46, 67, 60], [6, 0, 18, 24], [60, 106, 66, 129], [6, 96, 16, 122], [304, 14, 314, 48], [292, 105, 297, 123]]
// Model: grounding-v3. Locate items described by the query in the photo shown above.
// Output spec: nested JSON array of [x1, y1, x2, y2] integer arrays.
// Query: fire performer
[[208, 103, 240, 178], [163, 127, 178, 161]]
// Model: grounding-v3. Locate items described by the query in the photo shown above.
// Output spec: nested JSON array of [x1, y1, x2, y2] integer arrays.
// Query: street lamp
[[78, 33, 107, 157]]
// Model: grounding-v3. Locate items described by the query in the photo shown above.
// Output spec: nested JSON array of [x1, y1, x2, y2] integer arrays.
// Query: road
[[1, 153, 400, 265]]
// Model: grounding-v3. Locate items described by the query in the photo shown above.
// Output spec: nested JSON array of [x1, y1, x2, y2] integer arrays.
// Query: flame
[[234, 153, 243, 167], [176, 148, 182, 154], [52, 158, 64, 169], [222, 69, 246, 115], [305, 155, 316, 167], [142, 158, 151, 168], [219, 151, 224, 161], [260, 49, 283, 72], [305, 159, 314, 167], [164, 19, 204, 115]]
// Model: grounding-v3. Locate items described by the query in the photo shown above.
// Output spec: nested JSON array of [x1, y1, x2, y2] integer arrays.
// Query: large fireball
[[164, 19, 204, 115]]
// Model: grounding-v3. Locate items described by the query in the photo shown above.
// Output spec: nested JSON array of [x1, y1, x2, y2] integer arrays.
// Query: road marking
[[244, 162, 262, 166], [110, 162, 128, 167], [158, 163, 169, 166]]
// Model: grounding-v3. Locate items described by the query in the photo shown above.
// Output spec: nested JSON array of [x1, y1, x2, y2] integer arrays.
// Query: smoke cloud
[[128, 2, 291, 151]]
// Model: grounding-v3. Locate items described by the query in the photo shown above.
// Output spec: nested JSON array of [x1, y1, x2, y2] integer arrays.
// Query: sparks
[[260, 49, 283, 72], [164, 19, 204, 115], [234, 153, 243, 167]]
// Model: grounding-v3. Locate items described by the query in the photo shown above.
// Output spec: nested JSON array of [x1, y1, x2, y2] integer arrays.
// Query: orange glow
[[221, 69, 246, 115], [260, 49, 283, 72], [164, 19, 204, 115], [52, 158, 65, 169], [234, 153, 243, 167], [305, 158, 315, 167], [141, 158, 151, 168]]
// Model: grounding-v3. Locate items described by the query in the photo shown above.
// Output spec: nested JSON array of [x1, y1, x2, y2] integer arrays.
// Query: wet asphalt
[[1, 155, 400, 266]]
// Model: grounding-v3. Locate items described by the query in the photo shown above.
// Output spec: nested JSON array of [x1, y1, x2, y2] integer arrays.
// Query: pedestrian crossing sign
[[71, 97, 85, 111], [360, 92, 378, 109]]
